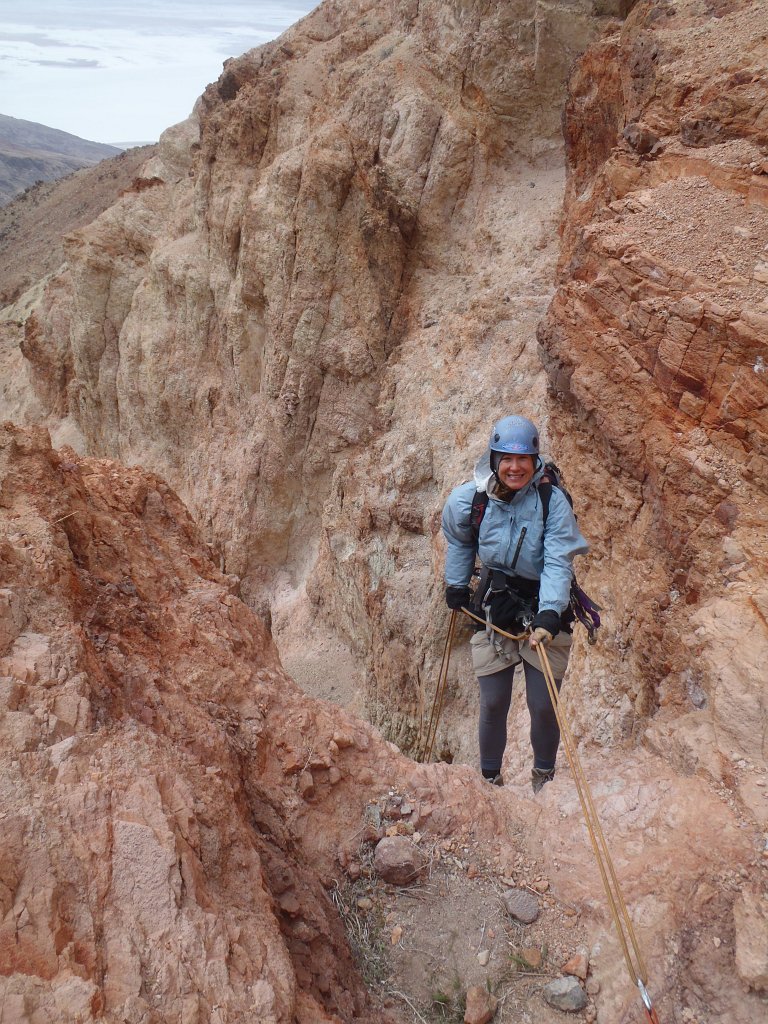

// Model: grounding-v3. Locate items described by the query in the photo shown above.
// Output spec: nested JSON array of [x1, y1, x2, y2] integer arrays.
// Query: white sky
[[0, 0, 317, 145]]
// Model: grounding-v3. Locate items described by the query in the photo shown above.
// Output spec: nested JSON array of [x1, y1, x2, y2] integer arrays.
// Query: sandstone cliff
[[539, 0, 768, 798], [2, 0, 615, 752], [1, 0, 767, 1021]]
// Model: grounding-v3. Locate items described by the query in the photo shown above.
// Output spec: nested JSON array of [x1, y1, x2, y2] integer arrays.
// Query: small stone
[[503, 888, 539, 924], [467, 862, 479, 879], [298, 770, 314, 798], [562, 949, 589, 980], [328, 767, 342, 785], [522, 946, 543, 969], [390, 925, 402, 945], [586, 977, 600, 996], [622, 122, 660, 154], [278, 891, 301, 916], [356, 898, 373, 911], [542, 976, 587, 1013], [477, 949, 490, 966], [531, 878, 550, 893], [346, 861, 361, 881], [464, 984, 498, 1024], [734, 889, 768, 990], [373, 836, 425, 886]]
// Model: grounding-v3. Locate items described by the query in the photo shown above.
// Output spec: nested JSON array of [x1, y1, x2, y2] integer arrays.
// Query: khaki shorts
[[469, 628, 572, 681]]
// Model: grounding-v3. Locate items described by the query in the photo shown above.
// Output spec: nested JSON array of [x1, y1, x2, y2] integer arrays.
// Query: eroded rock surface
[[1, 0, 616, 751], [0, 1, 767, 1022], [538, 0, 768, 792], [0, 423, 406, 1023]]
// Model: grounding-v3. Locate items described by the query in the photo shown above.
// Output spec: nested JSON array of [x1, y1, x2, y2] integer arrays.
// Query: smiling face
[[497, 453, 536, 491]]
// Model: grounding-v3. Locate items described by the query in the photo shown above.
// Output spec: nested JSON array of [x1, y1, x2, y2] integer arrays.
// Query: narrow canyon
[[0, 1, 766, 1022]]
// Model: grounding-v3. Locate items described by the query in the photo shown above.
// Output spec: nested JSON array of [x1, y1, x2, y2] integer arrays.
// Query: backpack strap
[[469, 489, 489, 545], [538, 480, 553, 530]]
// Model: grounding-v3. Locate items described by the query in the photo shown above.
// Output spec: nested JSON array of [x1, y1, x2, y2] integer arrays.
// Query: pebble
[[503, 888, 540, 924], [373, 836, 425, 886], [390, 925, 402, 945], [477, 949, 490, 966], [464, 985, 498, 1024], [522, 946, 543, 969], [562, 949, 589, 979], [543, 976, 587, 1013], [356, 898, 373, 911]]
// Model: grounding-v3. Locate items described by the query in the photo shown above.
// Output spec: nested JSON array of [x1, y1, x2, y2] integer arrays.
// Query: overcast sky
[[0, 0, 317, 145]]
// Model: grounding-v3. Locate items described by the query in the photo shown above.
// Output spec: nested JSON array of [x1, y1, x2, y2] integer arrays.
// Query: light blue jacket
[[442, 463, 589, 615]]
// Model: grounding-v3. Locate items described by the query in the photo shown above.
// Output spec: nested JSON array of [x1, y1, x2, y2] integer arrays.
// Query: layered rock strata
[[538, 0, 768, 792]]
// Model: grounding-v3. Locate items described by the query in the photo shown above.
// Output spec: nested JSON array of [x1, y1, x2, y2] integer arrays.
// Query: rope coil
[[419, 608, 661, 1023]]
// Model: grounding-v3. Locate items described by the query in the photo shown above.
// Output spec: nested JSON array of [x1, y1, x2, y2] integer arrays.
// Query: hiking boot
[[531, 767, 555, 794], [482, 771, 504, 786]]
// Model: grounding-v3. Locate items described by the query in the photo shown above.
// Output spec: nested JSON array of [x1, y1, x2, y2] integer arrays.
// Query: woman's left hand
[[529, 627, 553, 648], [529, 609, 561, 647]]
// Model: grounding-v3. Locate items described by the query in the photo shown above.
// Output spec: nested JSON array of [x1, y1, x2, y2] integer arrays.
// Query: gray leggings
[[478, 662, 562, 773]]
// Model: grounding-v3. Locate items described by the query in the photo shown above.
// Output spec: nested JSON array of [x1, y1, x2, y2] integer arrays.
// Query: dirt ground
[[274, 586, 601, 1023], [330, 789, 597, 1024]]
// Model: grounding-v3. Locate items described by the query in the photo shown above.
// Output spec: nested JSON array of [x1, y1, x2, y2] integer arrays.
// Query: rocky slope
[[0, 422, 400, 1023], [0, 0, 767, 1020], [2, 0, 620, 750], [0, 423, 763, 1024], [0, 144, 155, 307], [0, 114, 121, 206]]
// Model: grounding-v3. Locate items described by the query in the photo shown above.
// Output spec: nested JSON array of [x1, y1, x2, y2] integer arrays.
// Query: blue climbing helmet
[[489, 415, 540, 468]]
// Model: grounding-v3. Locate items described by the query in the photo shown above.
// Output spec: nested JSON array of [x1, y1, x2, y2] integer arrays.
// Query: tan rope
[[420, 610, 458, 763], [535, 638, 660, 1023], [429, 607, 660, 1022]]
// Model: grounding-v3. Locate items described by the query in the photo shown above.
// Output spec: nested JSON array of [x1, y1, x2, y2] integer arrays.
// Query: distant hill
[[0, 143, 156, 305], [0, 113, 122, 205]]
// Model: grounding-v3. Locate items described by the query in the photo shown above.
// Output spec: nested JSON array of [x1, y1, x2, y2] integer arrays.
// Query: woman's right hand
[[445, 585, 471, 610]]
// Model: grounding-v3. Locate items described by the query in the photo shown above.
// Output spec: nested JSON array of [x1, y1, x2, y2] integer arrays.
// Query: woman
[[441, 415, 589, 792]]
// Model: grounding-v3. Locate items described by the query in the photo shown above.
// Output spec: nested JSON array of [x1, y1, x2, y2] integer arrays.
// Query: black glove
[[445, 585, 471, 610], [531, 609, 561, 639]]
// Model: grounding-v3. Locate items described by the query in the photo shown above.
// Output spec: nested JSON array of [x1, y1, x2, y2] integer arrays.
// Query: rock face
[[1, 2, 768, 1021], [538, 0, 768, 794], [3, 0, 616, 754], [0, 423, 407, 1022]]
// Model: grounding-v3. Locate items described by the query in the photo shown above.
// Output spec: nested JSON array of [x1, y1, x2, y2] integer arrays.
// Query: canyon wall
[[0, 422, 405, 1023], [538, 0, 768, 802], [3, 0, 617, 754], [0, 1, 767, 1021]]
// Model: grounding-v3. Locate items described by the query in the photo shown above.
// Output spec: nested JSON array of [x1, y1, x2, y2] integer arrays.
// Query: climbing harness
[[420, 607, 661, 1023]]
